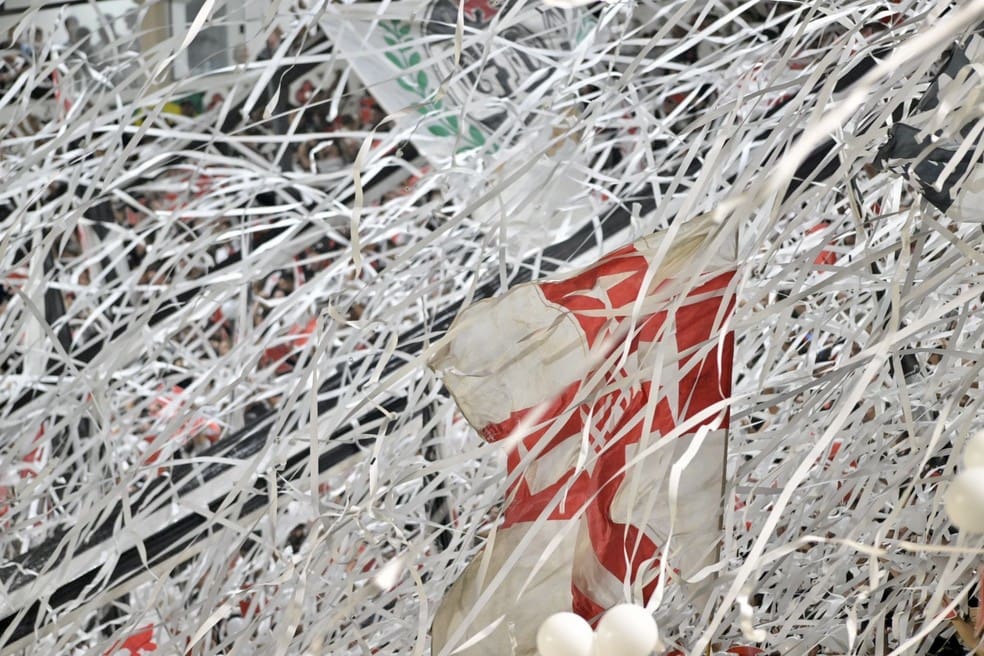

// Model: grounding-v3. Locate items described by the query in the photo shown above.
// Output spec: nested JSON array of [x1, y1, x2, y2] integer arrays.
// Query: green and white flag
[[322, 0, 592, 160], [324, 0, 601, 252]]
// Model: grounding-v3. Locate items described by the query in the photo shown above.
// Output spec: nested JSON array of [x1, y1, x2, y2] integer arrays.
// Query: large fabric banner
[[430, 214, 738, 654]]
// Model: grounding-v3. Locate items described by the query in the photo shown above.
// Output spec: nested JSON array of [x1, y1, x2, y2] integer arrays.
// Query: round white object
[[945, 468, 984, 533], [964, 430, 984, 469], [225, 615, 247, 636], [536, 611, 594, 656], [594, 604, 659, 656]]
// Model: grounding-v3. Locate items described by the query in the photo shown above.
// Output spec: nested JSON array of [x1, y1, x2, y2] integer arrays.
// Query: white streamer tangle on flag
[[430, 214, 737, 654]]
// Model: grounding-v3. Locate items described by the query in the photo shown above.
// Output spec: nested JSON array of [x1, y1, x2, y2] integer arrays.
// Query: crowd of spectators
[[1, 20, 421, 487], [1, 27, 44, 96]]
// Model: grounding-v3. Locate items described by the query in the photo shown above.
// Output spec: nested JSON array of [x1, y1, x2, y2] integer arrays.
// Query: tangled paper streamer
[[1, 0, 983, 654]]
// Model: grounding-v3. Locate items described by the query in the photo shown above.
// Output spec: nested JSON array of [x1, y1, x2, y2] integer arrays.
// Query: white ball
[[536, 612, 594, 656], [594, 604, 659, 656], [964, 430, 984, 469], [945, 468, 984, 533], [225, 615, 247, 636]]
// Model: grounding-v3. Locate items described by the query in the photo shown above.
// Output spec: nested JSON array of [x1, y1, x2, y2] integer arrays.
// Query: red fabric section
[[728, 647, 765, 656], [262, 316, 318, 373], [571, 582, 606, 623], [538, 243, 644, 346], [105, 624, 157, 655], [807, 222, 837, 266], [475, 240, 735, 618]]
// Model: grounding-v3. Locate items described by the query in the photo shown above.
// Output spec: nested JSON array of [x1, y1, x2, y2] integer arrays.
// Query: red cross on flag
[[430, 214, 737, 654]]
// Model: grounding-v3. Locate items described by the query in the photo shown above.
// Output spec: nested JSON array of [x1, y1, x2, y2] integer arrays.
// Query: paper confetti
[[1, 1, 983, 655]]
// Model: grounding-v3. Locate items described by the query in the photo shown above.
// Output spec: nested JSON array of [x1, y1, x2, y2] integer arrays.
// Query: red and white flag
[[430, 214, 737, 654]]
